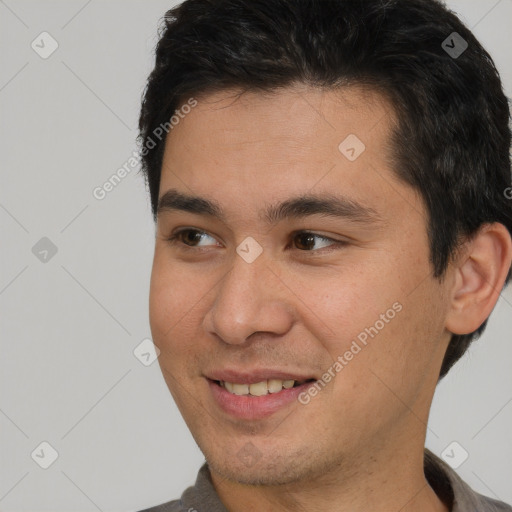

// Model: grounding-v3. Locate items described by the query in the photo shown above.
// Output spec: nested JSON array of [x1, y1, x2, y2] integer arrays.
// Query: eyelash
[[165, 228, 347, 253]]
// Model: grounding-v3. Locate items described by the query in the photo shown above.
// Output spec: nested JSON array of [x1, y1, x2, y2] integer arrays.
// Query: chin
[[202, 442, 330, 487], [207, 457, 301, 486]]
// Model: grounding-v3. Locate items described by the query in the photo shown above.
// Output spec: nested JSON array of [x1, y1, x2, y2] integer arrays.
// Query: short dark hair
[[138, 0, 512, 379]]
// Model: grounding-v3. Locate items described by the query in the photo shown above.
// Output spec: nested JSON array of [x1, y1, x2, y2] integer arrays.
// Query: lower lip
[[207, 379, 314, 420]]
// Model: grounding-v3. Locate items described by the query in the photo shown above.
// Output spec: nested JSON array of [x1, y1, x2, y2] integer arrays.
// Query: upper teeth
[[221, 379, 300, 396]]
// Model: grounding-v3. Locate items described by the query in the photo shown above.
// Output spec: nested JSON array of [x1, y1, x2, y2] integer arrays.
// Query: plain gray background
[[1, 0, 511, 510]]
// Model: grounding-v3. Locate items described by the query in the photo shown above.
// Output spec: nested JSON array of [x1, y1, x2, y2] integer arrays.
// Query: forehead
[[159, 85, 419, 225], [168, 84, 393, 152]]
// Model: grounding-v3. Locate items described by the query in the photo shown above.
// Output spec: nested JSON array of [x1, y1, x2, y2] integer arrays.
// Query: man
[[137, 0, 512, 510]]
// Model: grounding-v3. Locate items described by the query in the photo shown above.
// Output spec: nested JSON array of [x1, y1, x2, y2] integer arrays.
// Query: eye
[[167, 228, 219, 248], [292, 231, 341, 251], [166, 228, 346, 253]]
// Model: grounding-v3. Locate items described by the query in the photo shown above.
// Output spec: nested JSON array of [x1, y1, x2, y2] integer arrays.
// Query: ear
[[445, 223, 512, 335]]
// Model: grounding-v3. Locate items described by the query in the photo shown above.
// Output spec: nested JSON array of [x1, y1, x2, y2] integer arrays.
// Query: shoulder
[[424, 449, 512, 512], [460, 490, 512, 512]]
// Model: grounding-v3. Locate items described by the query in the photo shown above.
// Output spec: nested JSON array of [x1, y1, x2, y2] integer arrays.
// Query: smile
[[217, 379, 314, 396], [207, 377, 317, 420]]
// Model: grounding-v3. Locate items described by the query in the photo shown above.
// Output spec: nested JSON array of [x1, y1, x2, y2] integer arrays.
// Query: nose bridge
[[204, 251, 294, 344]]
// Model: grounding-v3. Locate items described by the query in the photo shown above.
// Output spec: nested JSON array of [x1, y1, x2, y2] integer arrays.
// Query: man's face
[[149, 86, 453, 485]]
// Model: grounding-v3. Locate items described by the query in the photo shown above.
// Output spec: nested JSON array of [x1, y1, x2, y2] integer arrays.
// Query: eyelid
[[290, 230, 337, 241]]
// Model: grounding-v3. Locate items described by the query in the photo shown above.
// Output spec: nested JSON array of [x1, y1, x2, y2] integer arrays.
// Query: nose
[[202, 252, 296, 345]]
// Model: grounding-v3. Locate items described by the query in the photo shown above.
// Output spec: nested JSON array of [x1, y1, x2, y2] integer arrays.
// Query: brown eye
[[169, 229, 218, 247], [294, 232, 317, 250], [292, 232, 337, 251], [179, 229, 204, 246]]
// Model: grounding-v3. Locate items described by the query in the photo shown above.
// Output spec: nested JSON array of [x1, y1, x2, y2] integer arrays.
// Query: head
[[139, 0, 512, 487]]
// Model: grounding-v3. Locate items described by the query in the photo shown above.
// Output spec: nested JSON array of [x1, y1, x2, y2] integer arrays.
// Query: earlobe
[[445, 223, 512, 335]]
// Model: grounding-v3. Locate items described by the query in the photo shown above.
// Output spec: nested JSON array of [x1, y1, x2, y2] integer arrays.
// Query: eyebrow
[[157, 188, 383, 225]]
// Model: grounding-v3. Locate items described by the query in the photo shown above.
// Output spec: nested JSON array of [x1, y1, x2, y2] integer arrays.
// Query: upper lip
[[205, 369, 316, 385]]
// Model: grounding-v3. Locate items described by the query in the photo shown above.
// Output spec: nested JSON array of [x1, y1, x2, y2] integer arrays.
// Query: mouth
[[206, 376, 318, 420], [211, 378, 316, 396]]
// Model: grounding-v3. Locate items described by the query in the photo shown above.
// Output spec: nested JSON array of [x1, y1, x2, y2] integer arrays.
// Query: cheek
[[149, 253, 203, 351], [286, 247, 442, 379], [279, 261, 398, 354], [148, 258, 205, 404]]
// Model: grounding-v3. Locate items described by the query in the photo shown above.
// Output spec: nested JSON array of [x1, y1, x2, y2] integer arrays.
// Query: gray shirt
[[139, 450, 511, 512]]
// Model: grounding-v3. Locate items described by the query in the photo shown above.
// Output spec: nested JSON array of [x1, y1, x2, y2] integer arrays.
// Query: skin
[[149, 84, 512, 512]]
